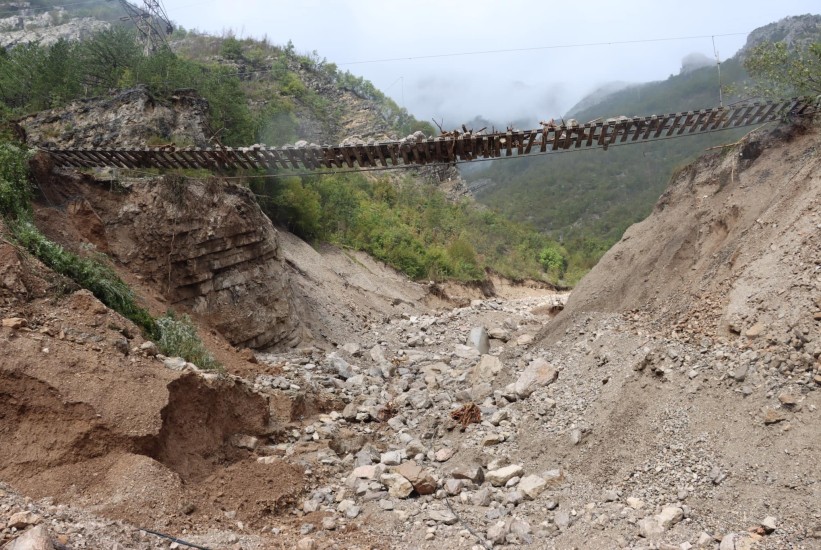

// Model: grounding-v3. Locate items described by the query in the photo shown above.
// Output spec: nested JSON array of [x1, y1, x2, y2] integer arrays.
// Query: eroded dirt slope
[[32, 165, 303, 350]]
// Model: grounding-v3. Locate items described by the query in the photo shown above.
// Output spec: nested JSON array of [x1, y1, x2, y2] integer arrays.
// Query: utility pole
[[116, 0, 173, 54]]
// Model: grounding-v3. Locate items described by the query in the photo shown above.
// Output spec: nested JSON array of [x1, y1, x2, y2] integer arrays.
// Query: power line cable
[[213, 31, 751, 79], [336, 32, 750, 66]]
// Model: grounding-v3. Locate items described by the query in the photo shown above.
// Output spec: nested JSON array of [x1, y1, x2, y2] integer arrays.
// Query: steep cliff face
[[0, 10, 109, 48], [741, 14, 821, 55], [19, 86, 211, 149], [35, 169, 303, 350]]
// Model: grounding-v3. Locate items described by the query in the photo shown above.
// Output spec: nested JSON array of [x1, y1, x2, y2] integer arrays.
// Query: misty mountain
[[467, 14, 821, 270]]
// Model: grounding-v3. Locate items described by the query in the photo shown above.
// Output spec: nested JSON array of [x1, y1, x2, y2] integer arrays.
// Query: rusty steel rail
[[41, 98, 813, 172]]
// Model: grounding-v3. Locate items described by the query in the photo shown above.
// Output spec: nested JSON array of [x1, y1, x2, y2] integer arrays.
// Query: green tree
[[539, 244, 568, 278], [743, 41, 821, 98]]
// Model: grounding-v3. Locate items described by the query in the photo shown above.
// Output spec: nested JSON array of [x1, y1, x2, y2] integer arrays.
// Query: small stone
[[482, 434, 504, 446], [396, 461, 436, 495], [626, 497, 645, 509], [490, 409, 509, 426], [435, 448, 455, 462], [656, 506, 684, 528], [429, 509, 458, 525], [639, 517, 664, 538], [381, 473, 414, 498], [2, 317, 27, 329], [514, 358, 558, 398], [7, 511, 42, 529], [352, 464, 379, 479], [761, 516, 777, 533], [518, 475, 547, 499], [230, 434, 260, 451], [745, 323, 765, 338], [296, 537, 316, 550], [321, 517, 336, 531], [444, 479, 464, 495], [4, 524, 54, 550], [472, 355, 503, 384], [467, 327, 490, 355], [471, 487, 492, 506], [569, 428, 583, 445], [380, 450, 403, 466], [486, 464, 524, 486], [554, 510, 572, 530], [345, 505, 360, 519], [378, 499, 395, 511], [697, 532, 713, 546]]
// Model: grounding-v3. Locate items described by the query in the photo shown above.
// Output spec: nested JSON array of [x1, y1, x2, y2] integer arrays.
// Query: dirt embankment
[[0, 244, 305, 533], [32, 165, 303, 350], [545, 123, 820, 343]]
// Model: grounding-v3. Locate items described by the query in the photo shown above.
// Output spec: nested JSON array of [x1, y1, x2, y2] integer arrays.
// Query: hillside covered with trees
[[0, 0, 571, 284], [469, 14, 821, 273]]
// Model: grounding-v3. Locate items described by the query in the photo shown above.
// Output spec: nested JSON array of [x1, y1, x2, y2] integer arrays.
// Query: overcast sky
[[161, 0, 819, 126]]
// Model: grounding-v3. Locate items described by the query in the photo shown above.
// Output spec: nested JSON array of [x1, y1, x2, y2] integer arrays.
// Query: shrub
[[156, 311, 221, 370], [0, 143, 32, 219], [743, 41, 821, 98], [539, 244, 568, 276], [12, 220, 159, 337]]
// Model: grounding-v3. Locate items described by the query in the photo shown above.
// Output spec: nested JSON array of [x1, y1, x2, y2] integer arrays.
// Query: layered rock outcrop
[[19, 86, 210, 149], [105, 176, 301, 349]]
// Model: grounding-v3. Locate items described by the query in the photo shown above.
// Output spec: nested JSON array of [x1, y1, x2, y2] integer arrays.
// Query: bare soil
[[2, 122, 819, 549]]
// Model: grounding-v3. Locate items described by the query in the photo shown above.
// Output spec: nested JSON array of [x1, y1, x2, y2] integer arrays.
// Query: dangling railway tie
[[40, 98, 816, 173]]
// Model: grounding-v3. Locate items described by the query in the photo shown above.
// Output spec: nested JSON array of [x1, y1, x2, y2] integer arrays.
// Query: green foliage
[[0, 29, 256, 145], [156, 311, 221, 370], [0, 140, 157, 337], [743, 41, 821, 98], [0, 143, 32, 219], [12, 220, 158, 338], [252, 173, 564, 283], [539, 244, 568, 278], [220, 36, 244, 60], [471, 58, 753, 277], [253, 176, 322, 239]]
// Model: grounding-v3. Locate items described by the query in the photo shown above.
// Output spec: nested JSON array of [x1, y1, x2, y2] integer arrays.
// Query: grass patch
[[0, 141, 220, 371], [11, 219, 159, 338], [156, 311, 221, 370]]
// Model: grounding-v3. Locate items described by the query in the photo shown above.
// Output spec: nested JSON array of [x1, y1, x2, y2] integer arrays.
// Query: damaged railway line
[[39, 98, 815, 173]]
